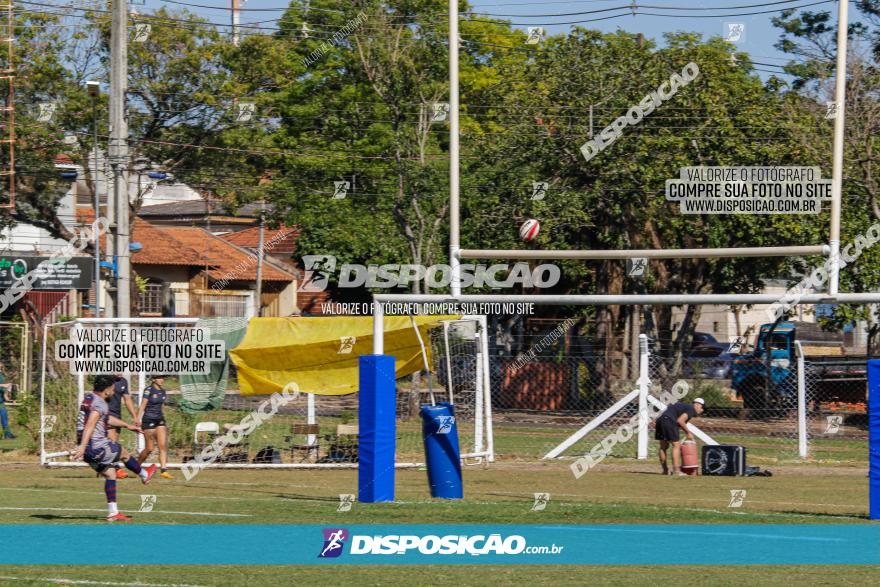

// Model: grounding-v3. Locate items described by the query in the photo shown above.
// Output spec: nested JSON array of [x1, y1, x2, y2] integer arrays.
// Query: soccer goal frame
[[39, 317, 201, 466], [38, 316, 493, 470]]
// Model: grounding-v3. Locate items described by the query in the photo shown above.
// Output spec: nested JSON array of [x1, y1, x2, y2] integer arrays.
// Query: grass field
[[0, 462, 870, 525], [0, 461, 873, 585], [0, 406, 874, 585]]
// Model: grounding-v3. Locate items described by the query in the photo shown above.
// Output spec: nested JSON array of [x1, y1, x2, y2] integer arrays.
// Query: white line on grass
[[0, 486, 333, 504], [485, 489, 862, 510], [0, 577, 205, 587], [0, 507, 251, 517], [541, 500, 865, 521]]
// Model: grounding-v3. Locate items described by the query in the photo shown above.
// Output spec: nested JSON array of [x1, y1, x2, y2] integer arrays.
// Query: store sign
[[0, 256, 94, 290]]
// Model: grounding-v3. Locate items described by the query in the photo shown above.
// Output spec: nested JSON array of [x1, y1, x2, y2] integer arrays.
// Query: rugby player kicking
[[75, 375, 158, 521]]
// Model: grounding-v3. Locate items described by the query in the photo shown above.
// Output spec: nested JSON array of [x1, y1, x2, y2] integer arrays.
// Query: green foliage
[[681, 379, 736, 408], [9, 1, 880, 334]]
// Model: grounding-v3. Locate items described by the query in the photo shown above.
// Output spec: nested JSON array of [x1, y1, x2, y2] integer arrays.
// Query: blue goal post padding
[[358, 354, 396, 503], [868, 360, 880, 520]]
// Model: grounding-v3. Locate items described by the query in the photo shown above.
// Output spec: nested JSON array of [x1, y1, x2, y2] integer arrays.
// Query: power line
[[467, 0, 835, 26]]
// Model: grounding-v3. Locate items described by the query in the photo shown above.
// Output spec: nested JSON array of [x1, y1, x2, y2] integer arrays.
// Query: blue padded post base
[[358, 354, 396, 503]]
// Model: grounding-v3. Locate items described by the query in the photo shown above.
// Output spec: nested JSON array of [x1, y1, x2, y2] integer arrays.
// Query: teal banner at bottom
[[1, 525, 878, 565]]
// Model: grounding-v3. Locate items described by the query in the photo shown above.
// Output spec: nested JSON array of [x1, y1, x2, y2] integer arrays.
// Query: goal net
[[39, 316, 493, 469]]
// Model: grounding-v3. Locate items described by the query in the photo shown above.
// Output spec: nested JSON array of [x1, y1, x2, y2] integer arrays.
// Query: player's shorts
[[84, 442, 122, 473], [654, 415, 681, 442], [142, 417, 166, 430]]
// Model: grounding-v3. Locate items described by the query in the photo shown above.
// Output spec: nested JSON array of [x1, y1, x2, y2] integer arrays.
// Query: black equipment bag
[[253, 446, 282, 464], [701, 444, 746, 476]]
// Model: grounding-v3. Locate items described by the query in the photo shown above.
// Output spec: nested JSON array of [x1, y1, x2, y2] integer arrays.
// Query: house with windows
[[157, 225, 298, 317], [72, 209, 299, 318], [219, 224, 331, 314]]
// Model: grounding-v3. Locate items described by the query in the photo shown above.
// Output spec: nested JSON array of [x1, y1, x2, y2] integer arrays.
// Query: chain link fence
[[5, 314, 872, 471], [483, 319, 870, 468], [803, 357, 869, 465]]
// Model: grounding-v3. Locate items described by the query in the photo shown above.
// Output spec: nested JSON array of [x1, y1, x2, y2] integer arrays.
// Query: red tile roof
[[220, 225, 298, 254], [161, 226, 295, 283], [132, 219, 206, 266], [76, 209, 205, 266]]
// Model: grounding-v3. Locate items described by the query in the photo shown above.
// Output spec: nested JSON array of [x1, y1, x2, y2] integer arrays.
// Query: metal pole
[[630, 306, 640, 379], [137, 371, 146, 452], [796, 341, 808, 458], [459, 245, 827, 261], [307, 392, 316, 459], [110, 0, 131, 318], [474, 327, 484, 455], [448, 0, 461, 297], [105, 115, 115, 320], [22, 322, 30, 394], [442, 322, 453, 405], [254, 201, 265, 317], [829, 0, 849, 296], [91, 96, 101, 317], [39, 322, 48, 465], [373, 292, 879, 305], [544, 389, 640, 459], [74, 322, 85, 405], [637, 333, 649, 460], [372, 300, 384, 354], [479, 315, 494, 462]]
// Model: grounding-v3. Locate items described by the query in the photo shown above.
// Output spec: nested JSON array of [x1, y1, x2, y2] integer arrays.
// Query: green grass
[[2, 401, 873, 585], [0, 439, 871, 585], [0, 461, 868, 525]]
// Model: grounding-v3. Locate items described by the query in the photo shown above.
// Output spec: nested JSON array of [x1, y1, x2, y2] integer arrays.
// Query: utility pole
[[86, 81, 101, 317], [231, 0, 240, 47], [254, 200, 265, 317], [110, 0, 131, 318]]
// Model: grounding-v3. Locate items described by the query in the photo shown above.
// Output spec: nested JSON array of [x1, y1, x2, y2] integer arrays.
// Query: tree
[[4, 6, 239, 242], [467, 29, 815, 377]]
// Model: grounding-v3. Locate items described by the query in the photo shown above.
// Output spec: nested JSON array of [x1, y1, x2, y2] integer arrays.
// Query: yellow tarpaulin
[[229, 316, 459, 396]]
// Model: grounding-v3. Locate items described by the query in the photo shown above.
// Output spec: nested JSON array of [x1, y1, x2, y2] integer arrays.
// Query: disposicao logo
[[318, 529, 563, 558], [319, 528, 349, 558], [349, 534, 529, 556]]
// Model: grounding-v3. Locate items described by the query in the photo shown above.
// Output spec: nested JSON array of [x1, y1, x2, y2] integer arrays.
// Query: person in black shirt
[[106, 374, 137, 478], [655, 398, 705, 475], [136, 375, 172, 479], [106, 375, 136, 440]]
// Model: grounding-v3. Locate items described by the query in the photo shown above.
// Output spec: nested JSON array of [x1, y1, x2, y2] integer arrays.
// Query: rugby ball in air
[[519, 219, 540, 242]]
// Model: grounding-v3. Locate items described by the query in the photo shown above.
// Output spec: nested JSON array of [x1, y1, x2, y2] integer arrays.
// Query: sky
[[136, 0, 850, 80]]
